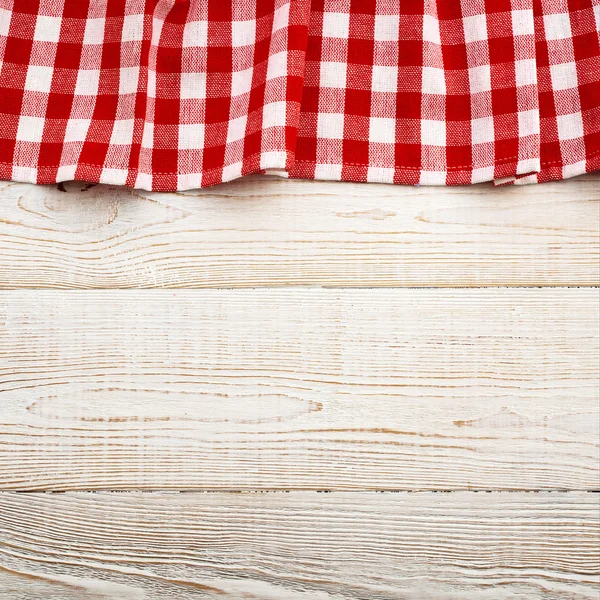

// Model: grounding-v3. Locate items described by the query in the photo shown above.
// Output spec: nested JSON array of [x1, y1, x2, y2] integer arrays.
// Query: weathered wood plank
[[0, 174, 597, 289], [0, 492, 598, 599], [0, 288, 597, 491]]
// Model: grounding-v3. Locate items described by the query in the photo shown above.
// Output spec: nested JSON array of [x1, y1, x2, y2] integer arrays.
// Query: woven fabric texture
[[0, 0, 598, 190]]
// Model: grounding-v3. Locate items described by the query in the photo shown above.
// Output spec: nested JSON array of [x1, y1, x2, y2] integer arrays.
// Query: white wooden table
[[0, 174, 598, 598]]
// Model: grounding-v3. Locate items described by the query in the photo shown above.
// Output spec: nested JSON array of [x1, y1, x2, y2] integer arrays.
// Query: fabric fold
[[507, 0, 600, 184], [0, 0, 598, 191], [0, 0, 313, 190], [288, 0, 542, 186]]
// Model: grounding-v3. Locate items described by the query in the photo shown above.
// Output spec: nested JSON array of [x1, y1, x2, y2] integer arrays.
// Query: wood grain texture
[[0, 174, 597, 289], [0, 492, 598, 599], [1, 288, 597, 491]]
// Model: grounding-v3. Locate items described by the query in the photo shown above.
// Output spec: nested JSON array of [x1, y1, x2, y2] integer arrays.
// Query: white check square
[[110, 120, 135, 145], [100, 168, 128, 185], [367, 166, 395, 183], [122, 14, 144, 42], [314, 163, 342, 180], [119, 67, 140, 95], [512, 9, 534, 36], [320, 62, 346, 88], [34, 15, 62, 43], [232, 20, 255, 47], [543, 13, 572, 40], [514, 59, 536, 87], [374, 15, 399, 41], [322, 12, 350, 38], [12, 166, 38, 183], [227, 115, 247, 144], [423, 14, 441, 44], [563, 160, 587, 179], [0, 8, 11, 38], [183, 20, 208, 48], [372, 65, 397, 93], [272, 3, 290, 33], [25, 65, 53, 93], [471, 117, 495, 144], [83, 18, 105, 45], [17, 116, 45, 142], [56, 164, 77, 182], [463, 14, 487, 43], [421, 119, 446, 146], [231, 67, 253, 96], [134, 172, 153, 190], [141, 122, 154, 148], [469, 65, 491, 93], [518, 109, 540, 137], [550, 62, 578, 91], [267, 51, 287, 81], [222, 161, 242, 181], [369, 117, 395, 144], [75, 70, 100, 96], [179, 123, 205, 149], [420, 170, 447, 185], [422, 67, 446, 95], [181, 71, 207, 99], [557, 112, 583, 140], [64, 119, 91, 143], [263, 102, 286, 129], [178, 173, 201, 190], [318, 113, 345, 139]]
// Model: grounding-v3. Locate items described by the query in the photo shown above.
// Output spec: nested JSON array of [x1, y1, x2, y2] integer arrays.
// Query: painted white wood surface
[[1, 288, 597, 491], [0, 175, 598, 599], [0, 492, 598, 599], [0, 174, 597, 289]]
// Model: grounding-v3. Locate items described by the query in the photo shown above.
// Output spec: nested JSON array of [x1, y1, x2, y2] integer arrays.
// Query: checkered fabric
[[0, 0, 597, 191], [501, 0, 600, 184]]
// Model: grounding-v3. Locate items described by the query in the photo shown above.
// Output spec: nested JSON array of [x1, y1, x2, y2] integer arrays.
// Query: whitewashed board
[[1, 175, 598, 600], [1, 288, 597, 491], [0, 492, 598, 599], [0, 174, 597, 289]]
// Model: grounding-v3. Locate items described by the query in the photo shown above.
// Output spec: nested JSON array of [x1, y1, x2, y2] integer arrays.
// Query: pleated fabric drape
[[0, 0, 598, 190]]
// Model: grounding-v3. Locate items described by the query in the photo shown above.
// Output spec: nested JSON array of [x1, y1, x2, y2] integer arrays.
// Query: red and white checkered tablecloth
[[0, 0, 598, 191]]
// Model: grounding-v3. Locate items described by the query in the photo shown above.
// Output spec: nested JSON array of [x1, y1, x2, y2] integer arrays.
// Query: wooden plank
[[0, 288, 597, 491], [0, 174, 597, 289], [0, 491, 598, 599]]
